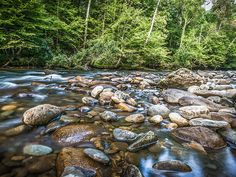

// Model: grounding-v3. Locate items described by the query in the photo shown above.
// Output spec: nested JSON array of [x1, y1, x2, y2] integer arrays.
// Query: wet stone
[[169, 112, 188, 126], [147, 104, 170, 118], [163, 89, 197, 104], [189, 118, 229, 128], [91, 86, 104, 98], [61, 166, 86, 177], [115, 103, 137, 112], [83, 148, 110, 164], [82, 97, 98, 106], [148, 115, 163, 124], [22, 104, 63, 126], [179, 105, 209, 119], [153, 160, 192, 172], [113, 128, 138, 142], [100, 111, 118, 122], [125, 114, 145, 123], [4, 124, 31, 136], [127, 131, 158, 152], [172, 126, 226, 150], [122, 164, 143, 177], [218, 129, 236, 149], [23, 144, 52, 156]]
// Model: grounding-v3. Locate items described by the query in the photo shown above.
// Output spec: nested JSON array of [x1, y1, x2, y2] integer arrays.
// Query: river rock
[[23, 144, 52, 156], [209, 112, 235, 123], [182, 141, 206, 154], [99, 91, 114, 104], [113, 128, 138, 142], [1, 104, 17, 111], [122, 164, 143, 177], [169, 113, 188, 126], [125, 114, 145, 123], [22, 104, 63, 126], [91, 86, 104, 98], [153, 160, 192, 172], [191, 88, 236, 98], [157, 68, 203, 89], [189, 118, 229, 128], [179, 106, 209, 119], [100, 111, 118, 121], [127, 131, 158, 152], [148, 115, 163, 124], [61, 166, 86, 177], [163, 89, 197, 103], [218, 129, 236, 149], [52, 124, 103, 146], [4, 124, 31, 136], [178, 96, 224, 111], [83, 148, 110, 164], [147, 104, 170, 118], [115, 103, 137, 112], [26, 154, 56, 173], [172, 126, 226, 149], [82, 97, 98, 106], [165, 123, 178, 129], [56, 147, 110, 177]]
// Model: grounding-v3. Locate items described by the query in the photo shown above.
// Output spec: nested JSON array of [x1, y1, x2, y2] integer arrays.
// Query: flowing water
[[0, 69, 236, 177]]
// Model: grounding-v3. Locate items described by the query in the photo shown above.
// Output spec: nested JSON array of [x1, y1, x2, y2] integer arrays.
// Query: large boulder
[[172, 126, 226, 150], [163, 89, 197, 104], [157, 68, 203, 89], [56, 147, 111, 177], [52, 124, 103, 146], [22, 104, 63, 126]]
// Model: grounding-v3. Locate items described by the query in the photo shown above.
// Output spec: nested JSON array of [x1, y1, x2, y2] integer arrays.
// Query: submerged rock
[[82, 97, 98, 106], [61, 166, 86, 177], [189, 118, 229, 128], [122, 164, 143, 177], [172, 126, 226, 150], [218, 129, 236, 149], [23, 144, 52, 156], [127, 131, 158, 152], [22, 104, 63, 126], [4, 124, 31, 136], [163, 89, 197, 104], [52, 124, 103, 146], [147, 104, 170, 118], [100, 111, 118, 122], [83, 148, 110, 164], [56, 147, 110, 177], [125, 114, 145, 123], [113, 128, 138, 142], [115, 103, 137, 112], [153, 160, 192, 172], [179, 106, 209, 119], [157, 68, 203, 89]]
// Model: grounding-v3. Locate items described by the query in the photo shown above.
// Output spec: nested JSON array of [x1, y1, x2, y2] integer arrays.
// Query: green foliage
[[0, 0, 235, 69]]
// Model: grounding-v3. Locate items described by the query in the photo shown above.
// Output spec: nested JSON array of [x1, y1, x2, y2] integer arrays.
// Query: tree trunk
[[84, 0, 92, 47], [145, 0, 161, 44], [180, 17, 187, 48]]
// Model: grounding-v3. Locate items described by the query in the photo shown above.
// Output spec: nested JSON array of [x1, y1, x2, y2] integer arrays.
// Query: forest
[[0, 0, 236, 69]]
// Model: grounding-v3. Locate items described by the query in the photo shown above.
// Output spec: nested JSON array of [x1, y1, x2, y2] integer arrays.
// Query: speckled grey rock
[[148, 104, 170, 118], [113, 128, 138, 142], [23, 144, 52, 156]]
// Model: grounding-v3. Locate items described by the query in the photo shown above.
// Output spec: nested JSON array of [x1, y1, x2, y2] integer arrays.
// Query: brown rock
[[52, 124, 103, 146], [22, 104, 63, 126], [157, 68, 203, 89], [172, 126, 226, 150], [115, 103, 136, 112], [56, 147, 111, 177]]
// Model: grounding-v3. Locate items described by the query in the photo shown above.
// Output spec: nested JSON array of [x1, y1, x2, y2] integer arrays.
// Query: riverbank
[[0, 68, 236, 177]]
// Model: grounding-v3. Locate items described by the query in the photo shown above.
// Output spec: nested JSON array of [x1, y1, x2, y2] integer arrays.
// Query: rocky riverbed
[[0, 68, 236, 177]]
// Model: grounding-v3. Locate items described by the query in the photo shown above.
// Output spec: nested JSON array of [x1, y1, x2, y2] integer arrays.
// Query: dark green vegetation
[[0, 0, 236, 69]]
